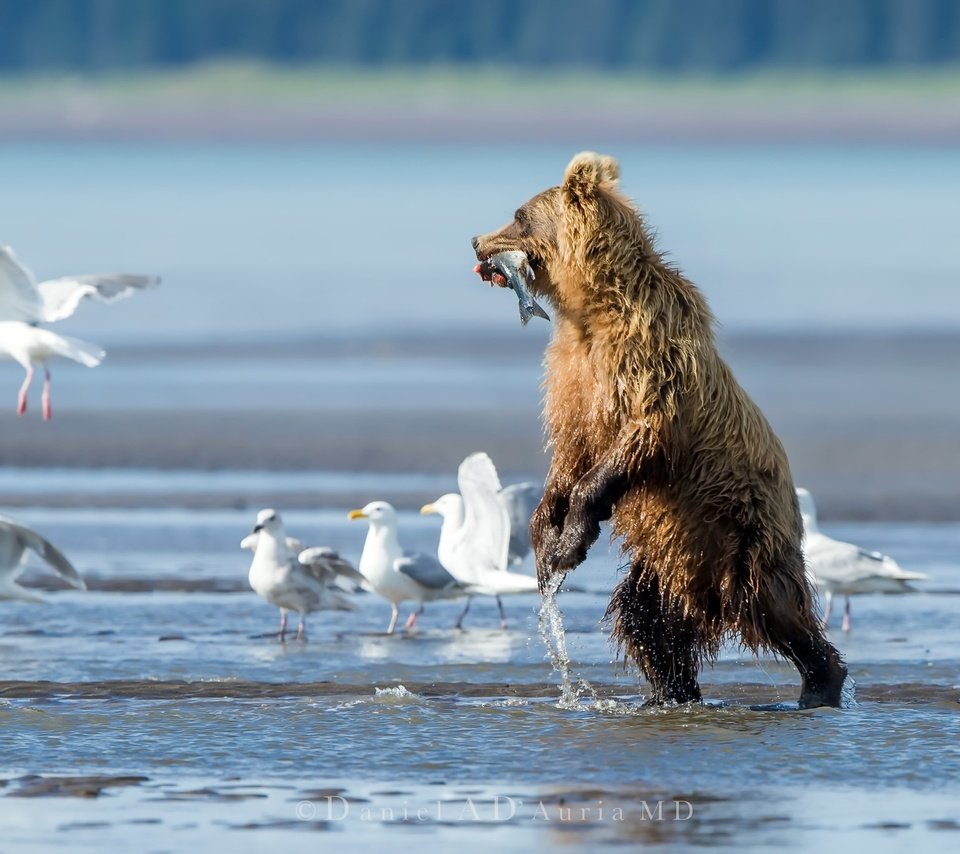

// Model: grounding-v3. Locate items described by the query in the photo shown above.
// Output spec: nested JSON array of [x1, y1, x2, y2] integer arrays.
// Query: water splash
[[537, 573, 575, 704], [840, 672, 858, 709], [484, 697, 530, 708], [537, 574, 615, 711], [325, 685, 421, 711], [373, 685, 418, 703]]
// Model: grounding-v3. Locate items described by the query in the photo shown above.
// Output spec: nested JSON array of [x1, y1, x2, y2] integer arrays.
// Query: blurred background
[[0, 0, 958, 518]]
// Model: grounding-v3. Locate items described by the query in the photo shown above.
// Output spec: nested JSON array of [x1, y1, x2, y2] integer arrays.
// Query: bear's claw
[[548, 538, 589, 575]]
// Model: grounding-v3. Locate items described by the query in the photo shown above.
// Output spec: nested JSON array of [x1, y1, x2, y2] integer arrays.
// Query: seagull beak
[[420, 503, 437, 516], [348, 510, 367, 520], [252, 524, 264, 533]]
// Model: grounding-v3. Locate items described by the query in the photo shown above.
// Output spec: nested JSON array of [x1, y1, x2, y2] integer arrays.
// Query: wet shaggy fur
[[472, 152, 846, 708]]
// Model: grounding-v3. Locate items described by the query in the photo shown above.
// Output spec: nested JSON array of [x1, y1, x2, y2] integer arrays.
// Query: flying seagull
[[0, 245, 159, 420]]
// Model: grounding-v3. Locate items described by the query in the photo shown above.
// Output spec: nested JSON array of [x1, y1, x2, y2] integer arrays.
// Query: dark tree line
[[0, 0, 958, 73]]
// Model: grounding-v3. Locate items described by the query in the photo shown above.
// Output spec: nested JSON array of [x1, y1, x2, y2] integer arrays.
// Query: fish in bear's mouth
[[473, 257, 500, 283], [471, 250, 549, 327], [474, 253, 541, 284]]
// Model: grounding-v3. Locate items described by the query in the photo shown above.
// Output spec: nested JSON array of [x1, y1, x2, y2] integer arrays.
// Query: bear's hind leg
[[754, 568, 848, 709], [774, 625, 847, 709], [606, 562, 703, 705]]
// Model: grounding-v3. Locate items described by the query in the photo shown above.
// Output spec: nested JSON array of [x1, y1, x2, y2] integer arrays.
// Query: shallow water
[[1, 134, 959, 849], [1, 501, 958, 850]]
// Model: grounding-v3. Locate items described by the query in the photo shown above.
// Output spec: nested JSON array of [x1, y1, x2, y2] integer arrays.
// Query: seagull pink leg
[[17, 366, 33, 416], [496, 595, 508, 630], [841, 597, 852, 633], [404, 604, 424, 630], [42, 367, 52, 421], [279, 608, 288, 642]]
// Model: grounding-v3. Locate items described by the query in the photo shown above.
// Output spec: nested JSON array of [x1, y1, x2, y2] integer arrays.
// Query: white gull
[[798, 487, 927, 632], [421, 452, 539, 629], [349, 501, 468, 634], [0, 245, 159, 419], [244, 508, 361, 641]]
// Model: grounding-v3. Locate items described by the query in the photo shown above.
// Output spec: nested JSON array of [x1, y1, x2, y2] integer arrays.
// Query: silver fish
[[477, 250, 550, 327]]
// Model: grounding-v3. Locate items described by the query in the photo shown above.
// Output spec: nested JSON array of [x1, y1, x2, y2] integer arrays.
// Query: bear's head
[[472, 151, 625, 311]]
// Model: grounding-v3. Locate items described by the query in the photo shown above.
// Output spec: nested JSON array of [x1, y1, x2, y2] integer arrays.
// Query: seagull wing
[[0, 515, 85, 590], [0, 518, 29, 582], [806, 533, 876, 583], [0, 246, 43, 322], [37, 273, 160, 322], [805, 531, 925, 592], [298, 546, 366, 589], [457, 452, 511, 572], [468, 568, 540, 595], [498, 481, 542, 565], [285, 536, 305, 554], [396, 551, 461, 592], [855, 550, 927, 583], [240, 533, 302, 553]]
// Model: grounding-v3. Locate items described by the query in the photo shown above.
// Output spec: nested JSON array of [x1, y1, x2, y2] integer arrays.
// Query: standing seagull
[[421, 453, 539, 629], [798, 488, 927, 632], [0, 514, 87, 603], [0, 245, 159, 419], [242, 527, 365, 595], [348, 501, 469, 634], [245, 509, 360, 641]]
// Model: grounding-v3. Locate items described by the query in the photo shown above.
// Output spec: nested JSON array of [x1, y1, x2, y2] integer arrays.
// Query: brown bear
[[472, 152, 846, 708]]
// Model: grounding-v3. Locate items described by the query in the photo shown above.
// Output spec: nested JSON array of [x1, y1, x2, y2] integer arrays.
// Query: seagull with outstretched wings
[[0, 245, 159, 420]]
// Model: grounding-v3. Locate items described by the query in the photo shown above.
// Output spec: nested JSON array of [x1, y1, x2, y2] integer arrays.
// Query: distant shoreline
[[2, 65, 960, 144]]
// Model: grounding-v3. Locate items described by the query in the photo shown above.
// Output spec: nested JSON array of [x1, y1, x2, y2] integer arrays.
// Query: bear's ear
[[563, 151, 620, 191]]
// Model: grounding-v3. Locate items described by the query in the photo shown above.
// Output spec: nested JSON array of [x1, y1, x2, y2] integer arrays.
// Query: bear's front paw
[[534, 525, 563, 591], [548, 531, 590, 575]]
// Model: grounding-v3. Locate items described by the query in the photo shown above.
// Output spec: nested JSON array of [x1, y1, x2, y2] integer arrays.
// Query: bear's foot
[[773, 625, 848, 709], [607, 561, 707, 708], [798, 656, 848, 709], [642, 679, 703, 707]]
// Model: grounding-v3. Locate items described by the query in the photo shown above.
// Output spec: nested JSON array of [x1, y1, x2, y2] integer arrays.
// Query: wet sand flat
[[2, 332, 960, 519]]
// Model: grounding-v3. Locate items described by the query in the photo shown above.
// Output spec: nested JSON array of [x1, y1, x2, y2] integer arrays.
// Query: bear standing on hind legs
[[472, 152, 847, 708]]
